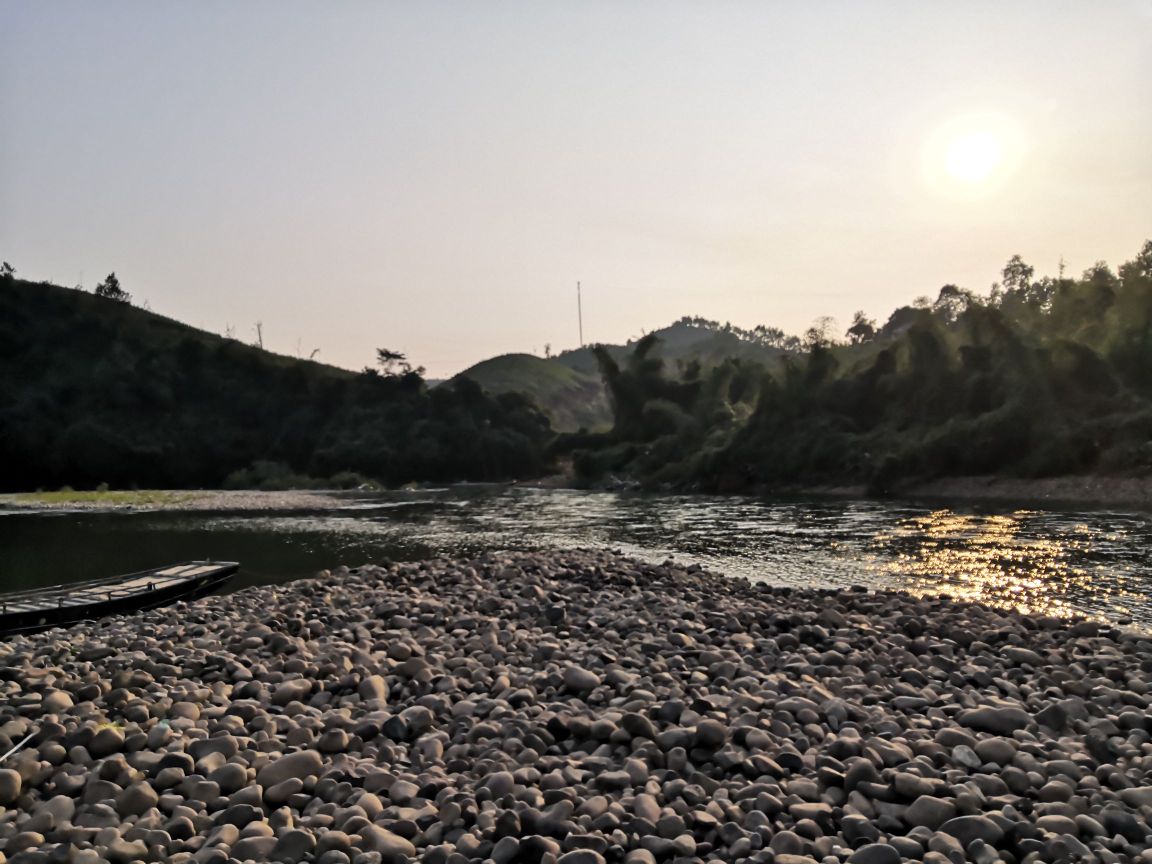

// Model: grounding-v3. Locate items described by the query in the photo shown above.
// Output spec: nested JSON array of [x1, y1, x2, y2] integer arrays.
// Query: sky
[[2, 2, 1150, 378]]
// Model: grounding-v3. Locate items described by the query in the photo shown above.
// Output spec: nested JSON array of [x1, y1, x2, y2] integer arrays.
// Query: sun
[[920, 113, 1024, 198], [944, 131, 1003, 184]]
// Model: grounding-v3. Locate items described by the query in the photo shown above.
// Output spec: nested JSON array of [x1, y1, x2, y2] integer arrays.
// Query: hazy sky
[[3, 2, 1150, 377]]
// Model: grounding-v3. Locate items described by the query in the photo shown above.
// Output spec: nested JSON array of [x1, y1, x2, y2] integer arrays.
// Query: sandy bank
[[1, 550, 1150, 863]]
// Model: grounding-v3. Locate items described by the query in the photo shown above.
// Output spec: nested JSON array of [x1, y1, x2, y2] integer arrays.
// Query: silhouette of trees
[[846, 311, 876, 344], [94, 272, 131, 304], [0, 278, 553, 491], [567, 239, 1152, 493], [376, 348, 424, 377]]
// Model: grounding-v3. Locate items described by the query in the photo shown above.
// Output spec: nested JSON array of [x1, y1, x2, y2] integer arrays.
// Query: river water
[[2, 486, 1151, 626]]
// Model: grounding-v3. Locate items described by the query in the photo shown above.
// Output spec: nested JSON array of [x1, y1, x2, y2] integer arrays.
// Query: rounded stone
[[0, 769, 22, 805], [563, 666, 601, 693], [115, 781, 159, 817], [256, 748, 323, 789], [847, 843, 902, 864]]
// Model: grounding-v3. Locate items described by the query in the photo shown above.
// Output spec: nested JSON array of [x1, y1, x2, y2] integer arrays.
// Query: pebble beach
[[2, 550, 1151, 864]]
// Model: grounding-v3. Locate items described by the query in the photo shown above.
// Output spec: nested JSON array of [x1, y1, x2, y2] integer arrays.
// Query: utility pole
[[577, 281, 584, 347]]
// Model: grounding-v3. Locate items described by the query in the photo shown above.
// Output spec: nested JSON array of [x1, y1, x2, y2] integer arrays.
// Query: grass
[[5, 489, 196, 506], [456, 353, 612, 432]]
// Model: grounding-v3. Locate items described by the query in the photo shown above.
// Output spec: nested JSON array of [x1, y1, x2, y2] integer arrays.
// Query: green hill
[[454, 353, 610, 433], [457, 318, 797, 432], [0, 277, 552, 490]]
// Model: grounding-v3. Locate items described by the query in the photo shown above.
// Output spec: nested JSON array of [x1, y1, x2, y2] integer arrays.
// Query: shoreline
[[0, 488, 357, 513], [894, 474, 1152, 509], [2, 550, 1150, 862], [3, 472, 1152, 515], [760, 473, 1152, 511]]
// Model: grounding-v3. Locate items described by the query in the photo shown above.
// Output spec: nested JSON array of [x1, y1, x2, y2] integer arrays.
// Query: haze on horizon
[[2, 2, 1150, 378]]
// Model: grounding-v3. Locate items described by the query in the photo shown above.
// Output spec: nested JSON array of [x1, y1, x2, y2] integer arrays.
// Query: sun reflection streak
[[866, 509, 1120, 619]]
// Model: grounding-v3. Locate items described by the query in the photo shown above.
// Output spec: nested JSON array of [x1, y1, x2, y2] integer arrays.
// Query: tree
[[0, 262, 14, 280], [803, 315, 838, 349], [845, 311, 876, 344], [1002, 255, 1034, 293], [376, 348, 425, 378], [932, 284, 977, 323], [95, 273, 131, 304], [1118, 240, 1152, 281], [1082, 260, 1119, 291]]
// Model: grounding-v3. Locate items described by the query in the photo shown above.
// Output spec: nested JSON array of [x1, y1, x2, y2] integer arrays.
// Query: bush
[[329, 470, 380, 490], [223, 460, 318, 490]]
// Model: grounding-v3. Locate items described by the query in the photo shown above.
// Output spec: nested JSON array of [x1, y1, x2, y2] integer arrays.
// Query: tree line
[[560, 241, 1152, 493]]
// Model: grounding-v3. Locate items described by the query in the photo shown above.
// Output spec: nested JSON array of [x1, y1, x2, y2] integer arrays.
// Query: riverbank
[[0, 488, 354, 513], [782, 474, 1152, 510], [2, 550, 1150, 863], [6, 471, 1152, 515], [896, 474, 1152, 509]]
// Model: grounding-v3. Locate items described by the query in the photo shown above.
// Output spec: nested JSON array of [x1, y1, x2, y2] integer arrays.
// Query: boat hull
[[0, 562, 238, 637]]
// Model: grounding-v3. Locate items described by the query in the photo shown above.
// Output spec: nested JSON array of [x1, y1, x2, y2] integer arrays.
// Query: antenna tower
[[577, 281, 584, 347]]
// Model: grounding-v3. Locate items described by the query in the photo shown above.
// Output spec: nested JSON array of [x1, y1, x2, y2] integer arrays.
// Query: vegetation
[[5, 489, 194, 506], [455, 354, 611, 433], [562, 241, 1152, 493], [457, 317, 801, 432], [94, 272, 131, 304], [6, 240, 1149, 497], [0, 278, 552, 491]]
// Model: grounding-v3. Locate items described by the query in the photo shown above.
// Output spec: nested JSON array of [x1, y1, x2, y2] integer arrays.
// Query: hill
[[456, 318, 798, 432], [453, 354, 610, 433], [0, 276, 552, 490]]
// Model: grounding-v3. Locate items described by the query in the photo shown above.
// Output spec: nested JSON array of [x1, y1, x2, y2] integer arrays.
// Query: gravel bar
[[1, 550, 1150, 864]]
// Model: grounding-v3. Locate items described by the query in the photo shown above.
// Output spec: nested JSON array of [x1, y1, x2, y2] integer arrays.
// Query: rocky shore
[[2, 550, 1151, 864]]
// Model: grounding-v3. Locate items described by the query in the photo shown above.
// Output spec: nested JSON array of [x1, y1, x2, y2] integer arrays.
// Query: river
[[2, 486, 1151, 626]]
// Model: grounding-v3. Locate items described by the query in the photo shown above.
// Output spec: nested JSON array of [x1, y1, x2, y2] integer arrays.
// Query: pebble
[[905, 795, 956, 830], [938, 815, 1005, 847], [563, 666, 601, 693], [114, 781, 158, 817], [255, 749, 322, 788], [958, 705, 1031, 736], [0, 549, 1149, 864], [848, 843, 903, 864], [0, 768, 21, 805], [360, 824, 417, 859]]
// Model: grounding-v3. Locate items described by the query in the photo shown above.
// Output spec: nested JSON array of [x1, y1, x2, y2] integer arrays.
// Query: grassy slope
[[458, 322, 794, 432], [455, 354, 611, 432], [1, 279, 355, 381]]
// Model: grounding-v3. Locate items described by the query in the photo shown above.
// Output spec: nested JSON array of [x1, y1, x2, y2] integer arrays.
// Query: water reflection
[[868, 508, 1145, 623], [1, 488, 1150, 626]]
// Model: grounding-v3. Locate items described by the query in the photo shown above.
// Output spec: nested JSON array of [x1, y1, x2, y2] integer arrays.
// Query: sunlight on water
[[3, 488, 1151, 626], [866, 508, 1145, 623]]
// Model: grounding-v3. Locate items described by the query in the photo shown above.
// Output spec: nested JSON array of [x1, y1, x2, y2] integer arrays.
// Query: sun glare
[[921, 113, 1024, 198], [944, 131, 1003, 184]]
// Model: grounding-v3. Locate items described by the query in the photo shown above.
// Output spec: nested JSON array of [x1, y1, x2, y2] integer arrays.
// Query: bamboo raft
[[0, 561, 238, 636]]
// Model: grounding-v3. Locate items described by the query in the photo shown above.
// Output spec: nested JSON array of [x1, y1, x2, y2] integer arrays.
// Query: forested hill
[[457, 318, 799, 432], [0, 277, 552, 491], [562, 242, 1152, 493]]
